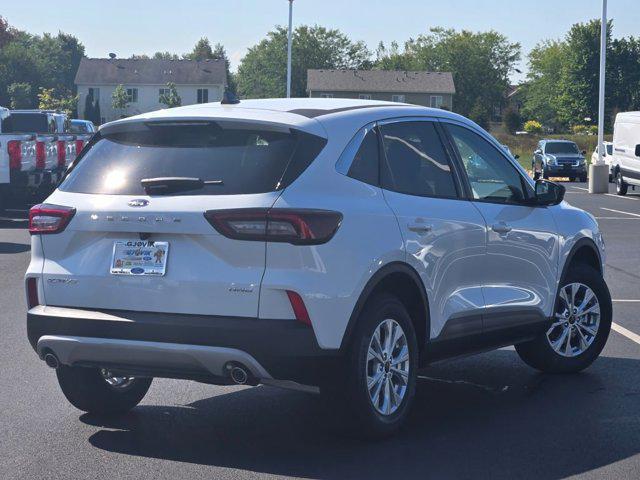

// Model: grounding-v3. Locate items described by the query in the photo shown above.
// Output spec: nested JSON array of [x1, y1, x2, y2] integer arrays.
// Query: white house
[[75, 57, 227, 123]]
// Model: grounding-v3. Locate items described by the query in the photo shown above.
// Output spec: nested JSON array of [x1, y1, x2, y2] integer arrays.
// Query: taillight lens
[[57, 140, 66, 167], [29, 204, 76, 235], [8, 140, 22, 170], [204, 209, 343, 245], [27, 277, 39, 308], [35, 141, 45, 168], [75, 139, 84, 154]]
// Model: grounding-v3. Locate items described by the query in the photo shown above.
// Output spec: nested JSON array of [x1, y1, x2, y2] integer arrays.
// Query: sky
[[3, 0, 640, 81]]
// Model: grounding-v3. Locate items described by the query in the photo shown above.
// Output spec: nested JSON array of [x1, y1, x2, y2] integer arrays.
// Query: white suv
[[26, 99, 611, 437]]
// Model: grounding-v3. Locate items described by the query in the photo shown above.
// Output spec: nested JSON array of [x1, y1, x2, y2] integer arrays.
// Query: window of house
[[359, 94, 372, 100], [320, 93, 334, 99], [380, 121, 458, 198], [391, 94, 405, 103], [430, 95, 444, 108], [159, 88, 170, 102], [126, 88, 138, 103], [197, 88, 209, 103]]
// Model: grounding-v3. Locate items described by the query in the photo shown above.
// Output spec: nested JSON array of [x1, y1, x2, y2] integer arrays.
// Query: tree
[[84, 91, 95, 121], [375, 28, 520, 119], [153, 51, 180, 60], [503, 107, 522, 134], [93, 99, 102, 125], [111, 84, 129, 117], [521, 40, 566, 130], [237, 25, 371, 98], [37, 87, 77, 116], [159, 82, 182, 108], [8, 82, 33, 108], [184, 37, 214, 61]]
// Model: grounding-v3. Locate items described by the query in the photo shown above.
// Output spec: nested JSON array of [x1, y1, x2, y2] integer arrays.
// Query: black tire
[[616, 171, 628, 196], [56, 365, 152, 415], [321, 293, 418, 438], [515, 264, 612, 374], [542, 168, 550, 180], [608, 173, 613, 183], [580, 174, 588, 183]]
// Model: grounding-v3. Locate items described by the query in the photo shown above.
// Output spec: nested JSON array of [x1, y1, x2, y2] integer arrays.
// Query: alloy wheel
[[366, 319, 410, 415], [547, 282, 600, 357]]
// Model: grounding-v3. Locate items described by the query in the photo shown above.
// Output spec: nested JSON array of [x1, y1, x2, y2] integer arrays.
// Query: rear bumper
[[28, 306, 340, 385]]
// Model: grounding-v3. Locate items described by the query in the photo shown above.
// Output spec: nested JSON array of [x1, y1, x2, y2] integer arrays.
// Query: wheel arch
[[339, 262, 430, 356], [560, 237, 602, 282]]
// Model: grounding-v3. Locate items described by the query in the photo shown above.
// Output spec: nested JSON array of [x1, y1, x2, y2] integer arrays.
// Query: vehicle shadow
[[0, 242, 30, 253], [81, 350, 640, 479]]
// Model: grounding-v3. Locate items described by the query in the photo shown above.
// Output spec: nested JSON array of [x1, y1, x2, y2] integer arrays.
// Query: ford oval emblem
[[128, 199, 149, 207], [130, 267, 145, 274]]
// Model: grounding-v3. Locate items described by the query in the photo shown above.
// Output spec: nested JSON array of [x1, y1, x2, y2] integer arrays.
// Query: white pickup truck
[[0, 108, 91, 212]]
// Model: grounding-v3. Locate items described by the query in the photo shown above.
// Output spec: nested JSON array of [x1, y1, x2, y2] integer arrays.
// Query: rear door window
[[379, 121, 458, 198], [60, 122, 326, 195]]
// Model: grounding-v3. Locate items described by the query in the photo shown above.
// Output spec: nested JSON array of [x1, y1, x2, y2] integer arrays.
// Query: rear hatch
[[38, 119, 326, 318]]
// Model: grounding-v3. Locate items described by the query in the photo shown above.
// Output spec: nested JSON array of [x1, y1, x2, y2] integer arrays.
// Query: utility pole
[[589, 0, 609, 193], [286, 0, 293, 98]]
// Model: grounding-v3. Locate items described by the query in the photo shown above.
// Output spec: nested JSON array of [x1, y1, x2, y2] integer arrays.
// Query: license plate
[[110, 240, 169, 276]]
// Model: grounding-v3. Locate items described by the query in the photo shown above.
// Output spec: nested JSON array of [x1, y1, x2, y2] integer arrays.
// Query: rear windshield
[[1, 112, 51, 134], [59, 122, 326, 196], [545, 142, 579, 154]]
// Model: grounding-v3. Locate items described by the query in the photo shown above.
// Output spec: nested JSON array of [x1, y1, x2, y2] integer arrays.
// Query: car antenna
[[221, 87, 240, 105]]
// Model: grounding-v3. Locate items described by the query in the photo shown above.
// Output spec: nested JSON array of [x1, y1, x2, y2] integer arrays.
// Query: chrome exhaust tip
[[44, 353, 59, 369], [230, 366, 249, 385]]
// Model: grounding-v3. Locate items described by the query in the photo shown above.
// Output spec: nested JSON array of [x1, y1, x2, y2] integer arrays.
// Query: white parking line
[[594, 216, 640, 220], [613, 299, 640, 302], [571, 186, 589, 191], [601, 207, 640, 218], [605, 193, 640, 201], [612, 322, 640, 346]]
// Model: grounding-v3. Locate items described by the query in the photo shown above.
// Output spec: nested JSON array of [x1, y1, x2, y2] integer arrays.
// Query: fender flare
[[339, 261, 430, 352]]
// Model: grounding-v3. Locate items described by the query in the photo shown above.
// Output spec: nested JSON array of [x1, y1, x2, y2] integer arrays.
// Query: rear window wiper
[[141, 177, 223, 194]]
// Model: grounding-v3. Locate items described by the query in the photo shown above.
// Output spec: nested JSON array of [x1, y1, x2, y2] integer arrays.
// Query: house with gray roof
[[307, 69, 455, 109], [75, 57, 227, 123]]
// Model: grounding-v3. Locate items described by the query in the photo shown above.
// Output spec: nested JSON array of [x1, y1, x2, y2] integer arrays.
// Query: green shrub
[[503, 107, 522, 134], [524, 120, 543, 134]]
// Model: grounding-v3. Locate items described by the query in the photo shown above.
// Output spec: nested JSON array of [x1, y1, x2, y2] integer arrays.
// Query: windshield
[[59, 122, 326, 196], [545, 142, 579, 154], [606, 144, 613, 155]]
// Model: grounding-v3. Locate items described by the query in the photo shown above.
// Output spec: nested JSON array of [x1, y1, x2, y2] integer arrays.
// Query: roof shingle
[[74, 58, 227, 86], [307, 69, 455, 94]]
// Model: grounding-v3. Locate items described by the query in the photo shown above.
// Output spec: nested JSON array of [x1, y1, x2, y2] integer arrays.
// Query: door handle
[[408, 223, 432, 234], [491, 222, 512, 234]]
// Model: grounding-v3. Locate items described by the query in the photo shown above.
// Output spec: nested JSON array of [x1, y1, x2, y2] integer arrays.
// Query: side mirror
[[534, 179, 565, 206], [514, 154, 520, 159], [635, 144, 640, 157], [581, 150, 587, 155]]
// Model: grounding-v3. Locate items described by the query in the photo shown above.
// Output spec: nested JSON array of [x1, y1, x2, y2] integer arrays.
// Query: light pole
[[589, 0, 609, 193], [286, 0, 293, 98]]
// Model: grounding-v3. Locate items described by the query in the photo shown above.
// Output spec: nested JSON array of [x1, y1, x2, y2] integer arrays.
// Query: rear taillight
[[204, 209, 343, 245], [286, 290, 311, 326], [28, 204, 76, 235], [35, 141, 45, 168], [57, 140, 66, 167], [8, 140, 22, 170], [27, 277, 39, 308], [75, 139, 84, 153]]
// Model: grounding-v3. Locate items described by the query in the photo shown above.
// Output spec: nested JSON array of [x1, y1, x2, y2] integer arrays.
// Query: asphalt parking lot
[[2, 182, 640, 480]]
